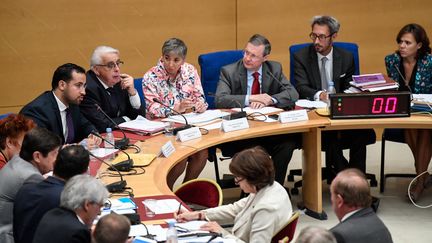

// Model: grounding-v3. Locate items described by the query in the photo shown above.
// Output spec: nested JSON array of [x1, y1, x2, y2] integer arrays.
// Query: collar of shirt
[[96, 76, 110, 89], [317, 47, 334, 62], [52, 91, 68, 112], [341, 208, 362, 222], [76, 213, 86, 226], [246, 66, 263, 95]]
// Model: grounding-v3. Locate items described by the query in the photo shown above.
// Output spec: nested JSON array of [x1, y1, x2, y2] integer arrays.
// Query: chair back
[[198, 50, 244, 109], [289, 42, 360, 86], [0, 113, 12, 120], [271, 211, 300, 243], [134, 78, 146, 106], [174, 178, 223, 208]]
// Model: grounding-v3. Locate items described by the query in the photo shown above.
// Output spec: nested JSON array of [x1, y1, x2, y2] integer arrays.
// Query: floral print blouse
[[385, 53, 432, 94], [142, 58, 208, 119]]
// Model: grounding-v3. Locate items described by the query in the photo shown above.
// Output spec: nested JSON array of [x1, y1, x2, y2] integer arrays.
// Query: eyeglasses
[[96, 60, 124, 70], [234, 177, 245, 185], [243, 50, 263, 61], [309, 32, 333, 41]]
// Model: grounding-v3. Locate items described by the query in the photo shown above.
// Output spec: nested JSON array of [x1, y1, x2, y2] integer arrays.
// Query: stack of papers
[[412, 94, 432, 112], [119, 116, 167, 135], [142, 199, 187, 214], [349, 73, 399, 92], [163, 110, 230, 125], [295, 99, 327, 109]]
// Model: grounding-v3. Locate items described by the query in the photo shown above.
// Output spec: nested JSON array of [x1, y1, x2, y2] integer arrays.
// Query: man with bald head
[[330, 169, 393, 243]]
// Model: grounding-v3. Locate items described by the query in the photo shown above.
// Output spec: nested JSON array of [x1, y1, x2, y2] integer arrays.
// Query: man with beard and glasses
[[21, 63, 100, 144], [293, 16, 375, 179]]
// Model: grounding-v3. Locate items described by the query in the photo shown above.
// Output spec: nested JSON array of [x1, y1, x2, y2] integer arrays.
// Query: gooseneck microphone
[[151, 98, 193, 135], [393, 64, 411, 92], [91, 131, 134, 172], [229, 99, 247, 120], [94, 104, 130, 150], [89, 152, 126, 193], [267, 71, 295, 110]]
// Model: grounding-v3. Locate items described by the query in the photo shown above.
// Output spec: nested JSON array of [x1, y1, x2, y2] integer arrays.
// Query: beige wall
[[1, 0, 431, 114]]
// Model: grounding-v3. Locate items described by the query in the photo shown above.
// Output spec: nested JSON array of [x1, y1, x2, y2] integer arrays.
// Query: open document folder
[[162, 110, 230, 125], [118, 115, 167, 135]]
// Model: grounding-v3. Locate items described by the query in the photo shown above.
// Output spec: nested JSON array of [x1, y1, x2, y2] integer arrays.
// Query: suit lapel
[[238, 62, 248, 95], [232, 195, 255, 233], [47, 92, 65, 142], [309, 46, 322, 89], [332, 47, 342, 91], [261, 63, 271, 93]]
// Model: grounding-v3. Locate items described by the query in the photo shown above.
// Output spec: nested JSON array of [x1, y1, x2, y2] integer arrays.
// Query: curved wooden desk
[[107, 111, 431, 220]]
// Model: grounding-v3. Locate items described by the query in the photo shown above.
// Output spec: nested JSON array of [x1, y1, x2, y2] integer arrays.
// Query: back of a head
[[93, 214, 131, 243], [19, 127, 62, 162], [333, 168, 372, 208], [296, 226, 337, 243], [60, 174, 108, 211], [54, 145, 90, 180]]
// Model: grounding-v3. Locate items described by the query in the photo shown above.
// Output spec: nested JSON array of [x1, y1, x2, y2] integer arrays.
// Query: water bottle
[[104, 128, 115, 160], [166, 221, 178, 243], [327, 81, 336, 108]]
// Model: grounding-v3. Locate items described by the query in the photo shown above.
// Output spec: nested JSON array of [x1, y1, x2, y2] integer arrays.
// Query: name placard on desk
[[279, 109, 309, 123], [221, 117, 249, 132], [161, 141, 175, 157], [176, 127, 202, 142]]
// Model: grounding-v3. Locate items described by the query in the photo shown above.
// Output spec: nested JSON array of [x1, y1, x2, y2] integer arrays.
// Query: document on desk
[[130, 224, 166, 240], [142, 199, 187, 214], [231, 106, 283, 114], [413, 94, 432, 103], [118, 115, 167, 134], [163, 110, 230, 125], [295, 99, 327, 109]]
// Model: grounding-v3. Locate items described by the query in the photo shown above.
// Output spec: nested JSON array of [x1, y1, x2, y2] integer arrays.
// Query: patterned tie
[[65, 108, 75, 144], [320, 56, 328, 91], [251, 72, 260, 95]]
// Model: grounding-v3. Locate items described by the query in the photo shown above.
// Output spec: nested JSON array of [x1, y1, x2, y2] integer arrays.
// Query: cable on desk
[[199, 127, 209, 135], [247, 112, 267, 121]]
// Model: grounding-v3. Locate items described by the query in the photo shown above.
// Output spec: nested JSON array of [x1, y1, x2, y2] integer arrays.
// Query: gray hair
[[296, 226, 337, 243], [311, 15, 340, 34], [60, 174, 108, 211], [90, 46, 119, 67], [162, 38, 188, 59], [248, 34, 271, 56]]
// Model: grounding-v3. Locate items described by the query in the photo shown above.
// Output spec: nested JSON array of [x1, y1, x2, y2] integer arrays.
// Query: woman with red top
[[0, 114, 36, 170]]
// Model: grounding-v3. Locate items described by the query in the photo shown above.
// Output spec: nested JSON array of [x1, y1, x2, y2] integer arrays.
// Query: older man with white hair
[[80, 46, 145, 133], [32, 174, 109, 243]]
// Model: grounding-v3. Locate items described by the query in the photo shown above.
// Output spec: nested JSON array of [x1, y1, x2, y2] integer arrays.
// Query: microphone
[[151, 98, 193, 135], [228, 99, 247, 120], [89, 152, 126, 193], [91, 131, 134, 172], [393, 64, 411, 93], [267, 71, 295, 110], [94, 104, 130, 150]]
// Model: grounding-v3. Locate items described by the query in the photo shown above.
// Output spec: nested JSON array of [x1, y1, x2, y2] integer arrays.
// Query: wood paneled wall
[[1, 0, 431, 114]]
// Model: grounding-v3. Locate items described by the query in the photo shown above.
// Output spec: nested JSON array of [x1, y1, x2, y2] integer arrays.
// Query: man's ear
[[58, 80, 67, 91], [83, 200, 91, 212], [92, 66, 100, 76], [332, 32, 338, 40], [32, 151, 42, 164], [336, 194, 344, 208]]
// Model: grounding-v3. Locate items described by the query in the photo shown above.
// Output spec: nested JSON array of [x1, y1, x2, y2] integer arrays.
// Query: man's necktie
[[251, 72, 260, 95], [65, 108, 75, 144], [320, 56, 329, 91]]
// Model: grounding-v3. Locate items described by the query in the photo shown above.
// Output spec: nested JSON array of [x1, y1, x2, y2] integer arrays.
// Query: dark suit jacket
[[80, 70, 145, 133], [215, 60, 299, 109], [331, 208, 393, 243], [33, 207, 91, 243], [293, 44, 355, 100], [20, 91, 95, 144], [13, 176, 65, 243]]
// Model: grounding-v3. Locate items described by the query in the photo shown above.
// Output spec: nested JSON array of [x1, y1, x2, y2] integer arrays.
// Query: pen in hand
[[177, 202, 182, 215]]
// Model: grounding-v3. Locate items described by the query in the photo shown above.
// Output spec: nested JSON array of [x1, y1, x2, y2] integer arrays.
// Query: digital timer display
[[329, 92, 411, 119]]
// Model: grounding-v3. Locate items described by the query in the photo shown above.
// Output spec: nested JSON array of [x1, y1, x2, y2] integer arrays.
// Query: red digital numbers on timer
[[371, 97, 398, 114]]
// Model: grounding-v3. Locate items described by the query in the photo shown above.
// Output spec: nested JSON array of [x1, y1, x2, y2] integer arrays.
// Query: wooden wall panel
[[0, 0, 236, 113], [236, 0, 432, 81]]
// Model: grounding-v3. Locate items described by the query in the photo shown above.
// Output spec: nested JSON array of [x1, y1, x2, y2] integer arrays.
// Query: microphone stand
[[152, 98, 193, 135], [267, 71, 295, 110], [91, 132, 134, 172], [89, 152, 127, 193], [229, 99, 247, 120], [94, 104, 130, 150]]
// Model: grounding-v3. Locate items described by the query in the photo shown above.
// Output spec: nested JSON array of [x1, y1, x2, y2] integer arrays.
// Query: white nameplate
[[279, 109, 309, 123], [221, 117, 249, 132], [176, 127, 202, 142], [161, 141, 175, 157]]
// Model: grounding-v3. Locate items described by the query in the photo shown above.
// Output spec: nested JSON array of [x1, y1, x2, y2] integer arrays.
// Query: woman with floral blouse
[[142, 38, 208, 189]]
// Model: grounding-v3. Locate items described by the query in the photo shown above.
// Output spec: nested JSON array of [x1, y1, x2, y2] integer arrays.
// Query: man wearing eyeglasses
[[214, 34, 300, 186], [293, 16, 376, 179], [80, 46, 145, 133]]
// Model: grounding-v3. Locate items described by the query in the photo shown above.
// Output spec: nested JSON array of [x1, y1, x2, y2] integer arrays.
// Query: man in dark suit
[[13, 145, 90, 243], [80, 46, 145, 133], [215, 34, 300, 185], [330, 169, 393, 243], [20, 63, 99, 144], [293, 15, 375, 175], [33, 174, 109, 243]]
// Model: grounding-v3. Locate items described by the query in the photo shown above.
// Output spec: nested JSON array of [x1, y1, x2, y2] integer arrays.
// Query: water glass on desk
[[164, 122, 175, 136]]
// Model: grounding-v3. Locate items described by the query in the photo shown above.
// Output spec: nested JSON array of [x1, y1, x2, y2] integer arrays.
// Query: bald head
[[331, 168, 371, 208]]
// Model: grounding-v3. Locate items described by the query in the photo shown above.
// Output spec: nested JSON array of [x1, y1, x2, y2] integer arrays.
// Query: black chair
[[379, 128, 415, 192]]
